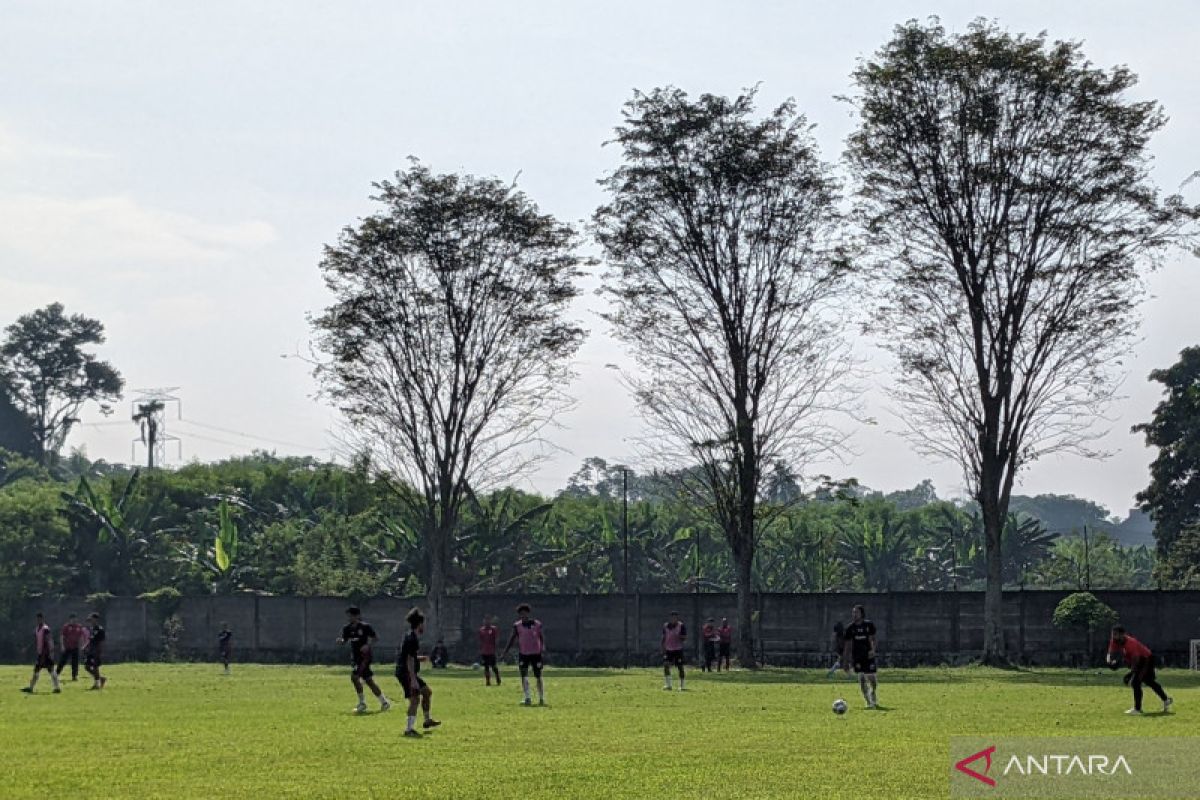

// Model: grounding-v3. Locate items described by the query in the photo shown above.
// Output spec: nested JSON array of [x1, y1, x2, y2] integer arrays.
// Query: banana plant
[[215, 499, 238, 573]]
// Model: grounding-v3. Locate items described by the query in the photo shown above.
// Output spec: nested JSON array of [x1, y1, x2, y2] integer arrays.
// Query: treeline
[[0, 450, 1162, 608]]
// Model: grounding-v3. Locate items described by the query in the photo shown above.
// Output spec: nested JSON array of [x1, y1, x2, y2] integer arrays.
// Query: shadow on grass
[[247, 663, 1200, 690], [625, 665, 1200, 689]]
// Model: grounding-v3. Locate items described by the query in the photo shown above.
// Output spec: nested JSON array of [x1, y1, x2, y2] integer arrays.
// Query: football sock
[[521, 677, 531, 699], [49, 671, 60, 691], [406, 715, 416, 732], [356, 692, 365, 705], [29, 673, 38, 690]]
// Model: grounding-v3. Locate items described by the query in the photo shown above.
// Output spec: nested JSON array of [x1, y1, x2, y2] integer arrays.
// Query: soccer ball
[[832, 698, 848, 715]]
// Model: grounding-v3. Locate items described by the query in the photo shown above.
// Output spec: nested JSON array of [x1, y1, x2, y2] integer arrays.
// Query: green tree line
[[0, 449, 1165, 609]]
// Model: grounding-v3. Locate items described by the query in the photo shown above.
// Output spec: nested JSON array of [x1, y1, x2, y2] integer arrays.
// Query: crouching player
[[1107, 625, 1173, 715], [395, 607, 441, 737]]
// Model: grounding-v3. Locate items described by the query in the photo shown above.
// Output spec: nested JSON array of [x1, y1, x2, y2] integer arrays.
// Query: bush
[[85, 592, 115, 615], [1051, 592, 1119, 632], [138, 587, 183, 616], [160, 614, 184, 662]]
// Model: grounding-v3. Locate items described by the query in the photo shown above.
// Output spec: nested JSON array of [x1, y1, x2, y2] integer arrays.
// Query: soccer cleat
[[354, 702, 368, 714], [380, 699, 391, 712], [20, 687, 32, 694], [521, 698, 532, 706], [422, 718, 441, 729], [403, 729, 422, 738], [52, 687, 61, 694], [1163, 697, 1174, 712], [1124, 708, 1143, 715]]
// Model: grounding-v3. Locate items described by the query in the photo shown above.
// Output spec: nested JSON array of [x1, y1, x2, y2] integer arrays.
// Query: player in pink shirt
[[501, 603, 545, 705], [478, 615, 501, 686], [22, 612, 61, 694], [661, 611, 688, 690]]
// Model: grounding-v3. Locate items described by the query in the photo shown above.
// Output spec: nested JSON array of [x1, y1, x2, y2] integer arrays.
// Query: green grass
[[1, 664, 1196, 799]]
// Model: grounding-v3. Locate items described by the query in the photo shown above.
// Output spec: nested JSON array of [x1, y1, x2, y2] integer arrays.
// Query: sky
[[1, 1, 1197, 518]]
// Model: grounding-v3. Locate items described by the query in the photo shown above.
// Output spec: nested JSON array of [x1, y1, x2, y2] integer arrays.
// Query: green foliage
[[0, 302, 124, 465], [85, 592, 114, 612], [0, 448, 1164, 600], [1134, 346, 1200, 582], [138, 586, 183, 616], [1051, 592, 1119, 632]]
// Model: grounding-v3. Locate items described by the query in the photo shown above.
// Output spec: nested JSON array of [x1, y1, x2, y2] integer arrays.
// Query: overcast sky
[[2, 1, 1197, 517]]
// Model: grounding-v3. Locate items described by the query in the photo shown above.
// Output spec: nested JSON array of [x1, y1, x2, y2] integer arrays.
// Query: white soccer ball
[[832, 698, 848, 715]]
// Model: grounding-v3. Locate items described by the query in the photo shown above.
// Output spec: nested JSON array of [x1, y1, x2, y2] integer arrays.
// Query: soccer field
[[1, 664, 1196, 799]]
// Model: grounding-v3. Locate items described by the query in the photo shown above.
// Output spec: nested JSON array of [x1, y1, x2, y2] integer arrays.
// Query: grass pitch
[[1, 664, 1196, 799]]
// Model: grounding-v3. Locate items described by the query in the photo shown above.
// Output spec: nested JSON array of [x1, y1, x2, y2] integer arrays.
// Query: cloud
[[0, 192, 278, 267], [0, 123, 114, 163]]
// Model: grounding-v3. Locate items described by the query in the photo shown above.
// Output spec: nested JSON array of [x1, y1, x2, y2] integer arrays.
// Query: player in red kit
[[22, 612, 60, 694], [1107, 625, 1173, 715], [57, 613, 86, 682], [478, 615, 501, 686]]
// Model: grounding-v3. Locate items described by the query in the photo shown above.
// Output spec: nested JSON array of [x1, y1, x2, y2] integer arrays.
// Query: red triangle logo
[[955, 745, 997, 787]]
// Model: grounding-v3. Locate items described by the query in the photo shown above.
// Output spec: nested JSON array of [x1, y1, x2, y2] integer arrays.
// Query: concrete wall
[[6, 591, 1200, 667]]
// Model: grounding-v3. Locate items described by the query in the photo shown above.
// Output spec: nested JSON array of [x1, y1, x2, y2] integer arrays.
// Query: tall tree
[[313, 162, 585, 635], [595, 87, 854, 665], [133, 400, 165, 469], [0, 303, 123, 466], [0, 380, 37, 458], [1133, 346, 1200, 582], [846, 19, 1198, 662]]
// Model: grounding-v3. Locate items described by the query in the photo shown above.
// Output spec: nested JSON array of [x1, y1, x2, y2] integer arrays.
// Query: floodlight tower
[[131, 387, 182, 468]]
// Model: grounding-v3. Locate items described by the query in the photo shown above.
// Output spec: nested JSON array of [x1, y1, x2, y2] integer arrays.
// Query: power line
[[179, 431, 269, 450], [175, 420, 328, 453]]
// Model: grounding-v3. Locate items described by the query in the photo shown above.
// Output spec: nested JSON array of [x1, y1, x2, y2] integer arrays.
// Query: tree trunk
[[735, 544, 755, 668], [424, 513, 452, 641], [980, 492, 1007, 665], [426, 549, 446, 642]]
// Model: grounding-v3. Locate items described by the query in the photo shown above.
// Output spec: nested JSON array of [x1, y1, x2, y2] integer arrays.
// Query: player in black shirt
[[336, 606, 390, 714], [843, 604, 878, 708], [217, 623, 232, 675], [84, 612, 107, 690], [395, 607, 440, 737]]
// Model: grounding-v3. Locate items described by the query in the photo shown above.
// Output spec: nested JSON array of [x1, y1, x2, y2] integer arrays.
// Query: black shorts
[[85, 652, 102, 670], [1131, 658, 1158, 684], [480, 654, 497, 667], [703, 641, 716, 658], [518, 653, 543, 675], [664, 649, 684, 666], [395, 671, 427, 699], [352, 657, 374, 680], [852, 656, 877, 675], [35, 652, 54, 670], [718, 642, 731, 657]]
